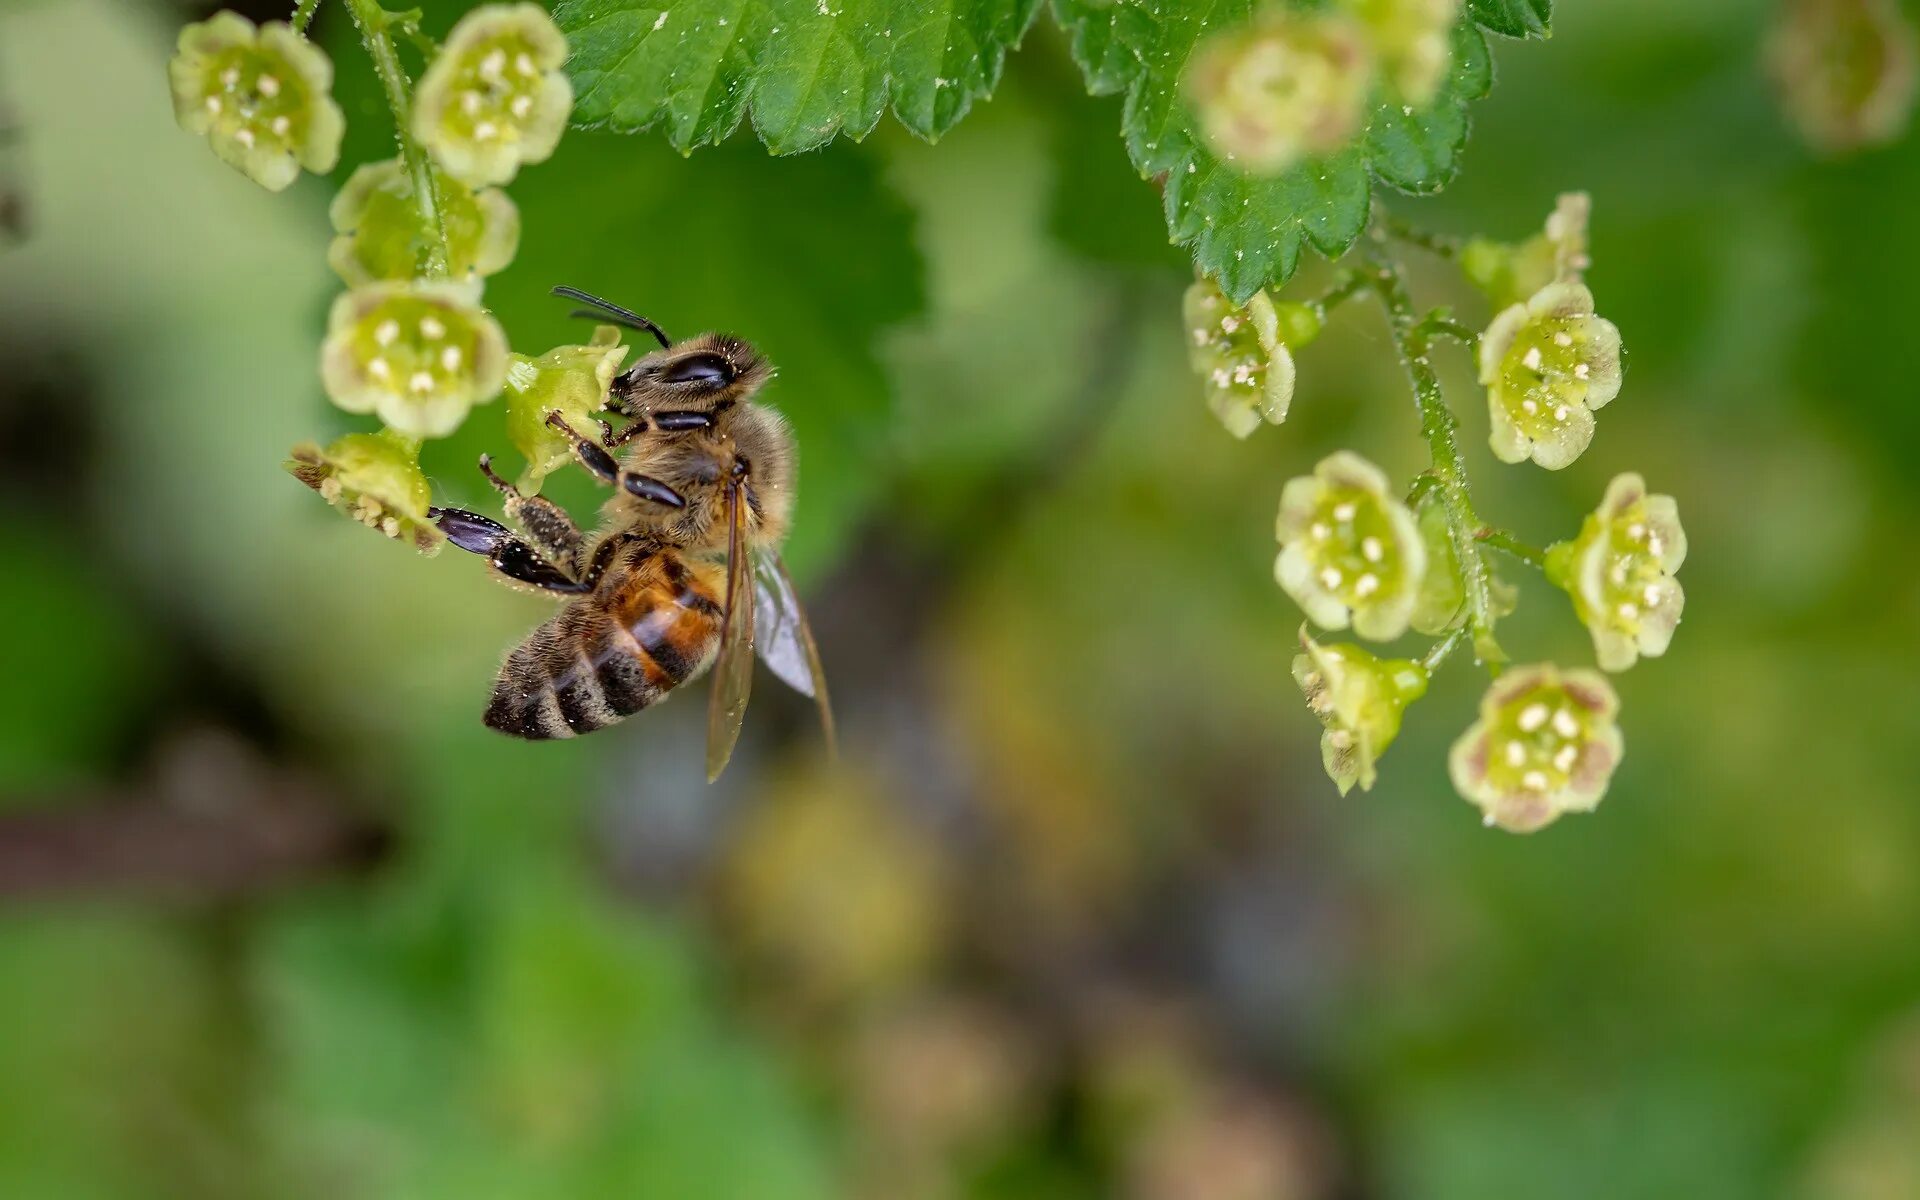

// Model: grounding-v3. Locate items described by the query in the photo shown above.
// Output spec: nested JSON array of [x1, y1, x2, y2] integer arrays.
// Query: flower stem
[[1415, 313, 1480, 348], [1362, 247, 1504, 665], [1376, 213, 1464, 260], [291, 0, 322, 37], [1476, 527, 1547, 571], [1420, 625, 1469, 674], [1307, 271, 1371, 325], [343, 0, 449, 279]]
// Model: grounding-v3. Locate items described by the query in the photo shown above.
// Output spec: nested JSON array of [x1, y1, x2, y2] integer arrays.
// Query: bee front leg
[[543, 414, 687, 510]]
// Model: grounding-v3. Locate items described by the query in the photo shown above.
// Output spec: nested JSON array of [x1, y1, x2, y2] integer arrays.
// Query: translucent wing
[[704, 482, 754, 782], [752, 549, 837, 755]]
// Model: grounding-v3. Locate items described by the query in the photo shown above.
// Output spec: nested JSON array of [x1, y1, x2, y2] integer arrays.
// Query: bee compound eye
[[663, 353, 733, 386]]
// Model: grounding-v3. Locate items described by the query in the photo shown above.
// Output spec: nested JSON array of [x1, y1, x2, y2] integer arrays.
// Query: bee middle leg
[[543, 413, 687, 509]]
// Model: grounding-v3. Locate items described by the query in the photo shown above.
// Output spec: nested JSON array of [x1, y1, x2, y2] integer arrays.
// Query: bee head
[[616, 332, 772, 413]]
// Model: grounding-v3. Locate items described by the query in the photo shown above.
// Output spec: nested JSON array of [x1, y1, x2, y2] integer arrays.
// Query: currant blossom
[[168, 12, 344, 192], [319, 281, 509, 439], [1546, 473, 1687, 672], [286, 430, 442, 554], [1449, 664, 1624, 833], [413, 4, 573, 187], [1185, 12, 1375, 174], [1293, 633, 1429, 794], [1767, 0, 1918, 154], [1346, 0, 1460, 105], [327, 159, 520, 286], [1479, 281, 1622, 470], [1183, 277, 1320, 438], [1275, 451, 1426, 640], [505, 327, 630, 491]]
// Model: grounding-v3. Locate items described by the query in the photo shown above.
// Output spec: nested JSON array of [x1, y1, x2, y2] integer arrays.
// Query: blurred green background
[[3, 0, 1919, 1196]]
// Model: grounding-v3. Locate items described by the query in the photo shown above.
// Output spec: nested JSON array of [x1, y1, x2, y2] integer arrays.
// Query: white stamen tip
[[1361, 536, 1384, 562], [1551, 708, 1579, 738], [1332, 502, 1357, 522], [1522, 346, 1543, 371], [510, 94, 533, 118], [440, 346, 463, 370], [1522, 770, 1550, 792], [1553, 745, 1579, 772], [1319, 566, 1344, 589], [1518, 703, 1549, 732], [1355, 573, 1379, 597], [408, 370, 435, 394], [419, 316, 446, 340], [1505, 741, 1526, 767], [375, 320, 399, 346], [257, 74, 280, 97]]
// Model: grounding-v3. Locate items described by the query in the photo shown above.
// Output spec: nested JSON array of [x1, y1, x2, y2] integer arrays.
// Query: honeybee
[[430, 287, 832, 780]]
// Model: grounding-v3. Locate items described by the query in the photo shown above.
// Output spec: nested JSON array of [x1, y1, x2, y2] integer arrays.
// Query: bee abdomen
[[484, 591, 709, 741]]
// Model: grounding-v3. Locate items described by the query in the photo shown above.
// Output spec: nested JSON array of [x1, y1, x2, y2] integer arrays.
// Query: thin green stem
[[1307, 271, 1370, 324], [1376, 213, 1464, 260], [1362, 247, 1504, 665], [291, 0, 323, 37], [1477, 527, 1548, 571], [344, 0, 449, 278], [1416, 313, 1480, 348], [1419, 626, 1469, 674]]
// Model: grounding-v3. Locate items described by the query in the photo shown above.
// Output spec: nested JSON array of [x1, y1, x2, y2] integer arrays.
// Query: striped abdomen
[[485, 551, 724, 740]]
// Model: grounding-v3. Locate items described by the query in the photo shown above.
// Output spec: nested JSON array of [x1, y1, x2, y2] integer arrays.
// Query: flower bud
[[168, 12, 344, 192], [1462, 192, 1590, 311], [1479, 281, 1622, 470], [1275, 451, 1426, 640], [319, 281, 509, 439], [413, 4, 573, 186], [1449, 664, 1624, 833], [504, 327, 631, 492], [286, 430, 442, 553], [1546, 473, 1687, 672], [1185, 12, 1375, 175], [1293, 632, 1429, 794]]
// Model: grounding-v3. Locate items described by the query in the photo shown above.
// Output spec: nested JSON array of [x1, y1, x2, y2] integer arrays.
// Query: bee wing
[[705, 480, 755, 782], [752, 549, 836, 756]]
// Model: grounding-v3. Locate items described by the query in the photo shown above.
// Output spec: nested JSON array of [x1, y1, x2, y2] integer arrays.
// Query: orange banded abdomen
[[485, 551, 725, 740]]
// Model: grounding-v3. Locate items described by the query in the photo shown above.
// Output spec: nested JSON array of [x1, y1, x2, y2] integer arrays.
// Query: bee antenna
[[551, 285, 672, 349]]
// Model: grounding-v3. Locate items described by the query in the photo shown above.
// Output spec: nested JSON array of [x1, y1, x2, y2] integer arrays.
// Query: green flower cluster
[[1230, 191, 1687, 834], [170, 4, 637, 551]]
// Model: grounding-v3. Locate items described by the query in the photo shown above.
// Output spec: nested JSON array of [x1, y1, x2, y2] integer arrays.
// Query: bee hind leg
[[430, 505, 593, 596]]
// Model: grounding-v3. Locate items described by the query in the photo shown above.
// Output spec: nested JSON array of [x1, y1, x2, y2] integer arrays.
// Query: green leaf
[[1053, 0, 1494, 301], [555, 0, 1043, 154], [1466, 0, 1552, 40]]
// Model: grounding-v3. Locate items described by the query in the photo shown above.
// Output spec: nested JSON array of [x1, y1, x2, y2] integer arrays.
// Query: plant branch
[[1477, 527, 1547, 571], [344, 0, 449, 278], [1362, 247, 1504, 665], [292, 0, 322, 37]]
